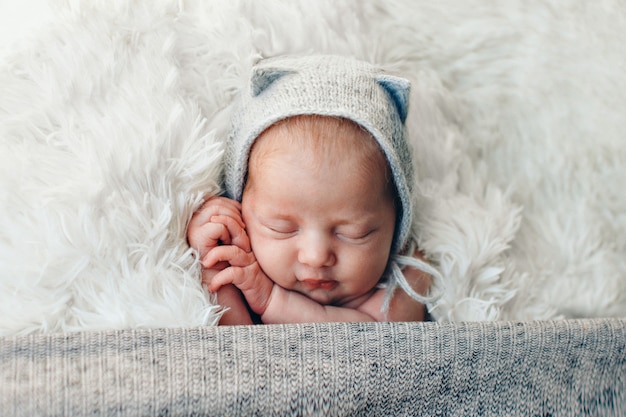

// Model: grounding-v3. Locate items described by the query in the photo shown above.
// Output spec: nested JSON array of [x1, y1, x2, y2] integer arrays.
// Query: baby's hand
[[202, 244, 275, 316], [187, 196, 256, 325], [187, 196, 250, 270]]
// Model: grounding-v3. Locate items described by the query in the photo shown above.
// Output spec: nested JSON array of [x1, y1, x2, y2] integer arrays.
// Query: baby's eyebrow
[[255, 211, 295, 222], [333, 216, 380, 228]]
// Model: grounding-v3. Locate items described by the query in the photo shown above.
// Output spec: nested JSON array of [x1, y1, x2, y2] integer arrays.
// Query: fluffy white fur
[[0, 0, 624, 335]]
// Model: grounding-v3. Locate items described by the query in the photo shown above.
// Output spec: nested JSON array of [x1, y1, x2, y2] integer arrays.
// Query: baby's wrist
[[259, 285, 284, 324]]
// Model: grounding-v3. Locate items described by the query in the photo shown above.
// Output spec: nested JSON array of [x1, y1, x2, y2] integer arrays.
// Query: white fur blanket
[[1, 0, 625, 336]]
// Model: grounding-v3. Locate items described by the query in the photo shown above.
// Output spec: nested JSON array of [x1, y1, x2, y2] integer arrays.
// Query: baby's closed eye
[[264, 221, 298, 237], [335, 227, 376, 242]]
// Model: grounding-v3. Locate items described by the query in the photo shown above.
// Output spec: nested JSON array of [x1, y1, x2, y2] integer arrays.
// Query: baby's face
[[241, 116, 396, 307]]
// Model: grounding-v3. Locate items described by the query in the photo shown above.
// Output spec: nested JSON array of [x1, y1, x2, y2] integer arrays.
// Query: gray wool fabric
[[223, 55, 414, 253], [1, 319, 624, 416]]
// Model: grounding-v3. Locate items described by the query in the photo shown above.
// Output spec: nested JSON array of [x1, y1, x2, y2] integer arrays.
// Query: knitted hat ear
[[375, 75, 410, 123], [251, 68, 293, 97]]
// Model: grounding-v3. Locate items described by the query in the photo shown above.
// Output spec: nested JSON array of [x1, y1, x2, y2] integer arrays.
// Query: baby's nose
[[297, 232, 335, 268]]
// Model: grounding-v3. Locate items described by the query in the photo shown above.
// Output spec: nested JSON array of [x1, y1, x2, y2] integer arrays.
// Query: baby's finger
[[202, 245, 254, 269], [207, 267, 237, 292], [210, 214, 251, 252], [201, 267, 219, 288], [208, 265, 272, 315], [208, 266, 254, 293], [190, 197, 244, 230], [188, 222, 232, 259]]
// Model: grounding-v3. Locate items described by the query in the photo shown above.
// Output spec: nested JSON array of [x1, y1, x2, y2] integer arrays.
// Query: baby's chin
[[296, 286, 372, 308], [303, 290, 339, 306], [286, 283, 341, 306]]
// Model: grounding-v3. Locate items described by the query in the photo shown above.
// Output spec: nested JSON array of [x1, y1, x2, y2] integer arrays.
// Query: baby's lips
[[301, 279, 338, 291]]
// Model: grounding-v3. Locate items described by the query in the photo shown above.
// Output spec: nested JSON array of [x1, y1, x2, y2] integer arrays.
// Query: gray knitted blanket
[[1, 319, 624, 416]]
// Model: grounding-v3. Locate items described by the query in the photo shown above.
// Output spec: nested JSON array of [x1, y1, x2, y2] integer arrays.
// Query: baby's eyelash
[[337, 229, 374, 241], [266, 225, 297, 234]]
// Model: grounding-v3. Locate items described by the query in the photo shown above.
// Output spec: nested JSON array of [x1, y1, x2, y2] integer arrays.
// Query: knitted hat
[[224, 55, 413, 253]]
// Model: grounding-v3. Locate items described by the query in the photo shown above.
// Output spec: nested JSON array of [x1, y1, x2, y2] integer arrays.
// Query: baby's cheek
[[356, 245, 389, 283], [249, 236, 285, 279]]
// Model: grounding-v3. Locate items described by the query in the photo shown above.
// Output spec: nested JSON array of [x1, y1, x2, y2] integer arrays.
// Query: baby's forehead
[[245, 115, 395, 198], [251, 115, 383, 159]]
